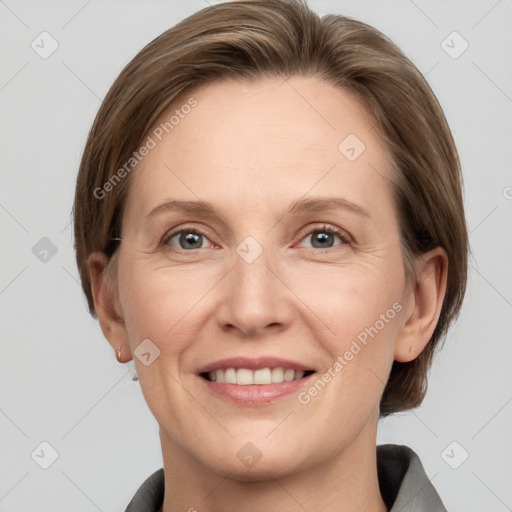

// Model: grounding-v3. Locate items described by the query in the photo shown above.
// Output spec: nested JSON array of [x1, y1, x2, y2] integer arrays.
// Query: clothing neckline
[[124, 443, 447, 512]]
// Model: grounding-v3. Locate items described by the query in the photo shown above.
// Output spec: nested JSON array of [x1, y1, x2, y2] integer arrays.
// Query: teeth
[[237, 368, 253, 385], [207, 367, 308, 385], [284, 369, 294, 382], [253, 368, 271, 384], [271, 367, 284, 383], [224, 368, 237, 384]]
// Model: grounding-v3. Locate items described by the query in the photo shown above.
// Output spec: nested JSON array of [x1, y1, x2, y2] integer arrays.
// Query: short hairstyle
[[73, 0, 469, 416]]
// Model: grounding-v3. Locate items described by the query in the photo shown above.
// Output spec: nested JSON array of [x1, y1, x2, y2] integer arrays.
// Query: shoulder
[[124, 467, 164, 512], [377, 444, 448, 512]]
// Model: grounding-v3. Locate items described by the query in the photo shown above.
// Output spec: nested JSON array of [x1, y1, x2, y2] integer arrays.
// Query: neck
[[159, 416, 388, 512]]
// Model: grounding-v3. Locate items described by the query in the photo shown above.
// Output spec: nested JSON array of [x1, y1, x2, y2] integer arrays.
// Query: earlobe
[[394, 247, 448, 362], [88, 251, 132, 362]]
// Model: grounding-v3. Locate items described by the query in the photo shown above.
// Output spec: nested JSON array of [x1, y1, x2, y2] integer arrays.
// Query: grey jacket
[[124, 444, 447, 511]]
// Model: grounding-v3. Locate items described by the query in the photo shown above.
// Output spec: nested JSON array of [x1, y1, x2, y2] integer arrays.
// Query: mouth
[[200, 367, 315, 385], [196, 357, 317, 405]]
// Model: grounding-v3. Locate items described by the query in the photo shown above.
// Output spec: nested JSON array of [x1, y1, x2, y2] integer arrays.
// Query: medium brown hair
[[73, 0, 469, 416]]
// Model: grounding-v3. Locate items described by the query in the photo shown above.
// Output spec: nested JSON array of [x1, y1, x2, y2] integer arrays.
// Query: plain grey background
[[1, 0, 511, 510]]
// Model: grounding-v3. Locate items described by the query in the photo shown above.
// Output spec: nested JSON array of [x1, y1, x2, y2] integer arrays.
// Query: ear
[[88, 251, 132, 362], [394, 247, 448, 362]]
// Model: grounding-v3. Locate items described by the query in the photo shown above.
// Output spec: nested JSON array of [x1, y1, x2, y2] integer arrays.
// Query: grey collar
[[125, 444, 447, 511]]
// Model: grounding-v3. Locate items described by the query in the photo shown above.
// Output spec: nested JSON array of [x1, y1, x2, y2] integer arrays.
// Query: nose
[[215, 243, 294, 339]]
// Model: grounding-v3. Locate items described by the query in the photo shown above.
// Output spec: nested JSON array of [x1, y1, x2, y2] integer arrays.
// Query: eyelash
[[160, 223, 351, 252]]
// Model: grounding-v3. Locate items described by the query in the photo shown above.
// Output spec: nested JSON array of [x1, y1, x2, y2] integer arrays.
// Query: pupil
[[313, 231, 333, 248], [181, 232, 202, 249]]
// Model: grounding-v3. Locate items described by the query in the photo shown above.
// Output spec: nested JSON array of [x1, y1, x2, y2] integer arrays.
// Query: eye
[[160, 223, 350, 252], [162, 228, 213, 250], [296, 224, 350, 250]]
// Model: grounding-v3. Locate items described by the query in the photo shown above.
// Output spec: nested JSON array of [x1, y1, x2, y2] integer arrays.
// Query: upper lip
[[196, 357, 315, 374]]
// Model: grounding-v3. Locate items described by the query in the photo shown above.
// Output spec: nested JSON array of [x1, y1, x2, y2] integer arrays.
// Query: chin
[[197, 438, 315, 482], [210, 454, 304, 482]]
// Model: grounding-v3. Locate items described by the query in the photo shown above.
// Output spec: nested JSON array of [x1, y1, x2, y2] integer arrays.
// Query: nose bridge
[[219, 235, 290, 335], [234, 235, 274, 293]]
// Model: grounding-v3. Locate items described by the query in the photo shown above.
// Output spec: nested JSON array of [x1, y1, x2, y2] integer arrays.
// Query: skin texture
[[89, 76, 448, 512]]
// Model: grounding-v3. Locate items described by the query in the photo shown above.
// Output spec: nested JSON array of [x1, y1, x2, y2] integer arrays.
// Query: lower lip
[[198, 374, 316, 405]]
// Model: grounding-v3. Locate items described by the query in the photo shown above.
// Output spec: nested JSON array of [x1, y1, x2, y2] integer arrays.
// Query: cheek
[[296, 270, 403, 424], [117, 255, 214, 350], [284, 256, 404, 408], [116, 258, 210, 423], [287, 256, 404, 338]]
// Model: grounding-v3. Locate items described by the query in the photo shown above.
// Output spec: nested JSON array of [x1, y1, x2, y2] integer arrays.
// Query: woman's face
[[114, 76, 414, 477]]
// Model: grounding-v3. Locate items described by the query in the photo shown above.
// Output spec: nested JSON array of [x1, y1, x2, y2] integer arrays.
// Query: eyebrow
[[145, 196, 370, 221]]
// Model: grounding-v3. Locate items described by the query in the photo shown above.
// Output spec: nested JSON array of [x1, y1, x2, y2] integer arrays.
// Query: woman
[[73, 0, 468, 510]]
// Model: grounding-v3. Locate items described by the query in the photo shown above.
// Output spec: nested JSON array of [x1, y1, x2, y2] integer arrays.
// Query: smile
[[202, 367, 315, 385], [196, 357, 318, 405]]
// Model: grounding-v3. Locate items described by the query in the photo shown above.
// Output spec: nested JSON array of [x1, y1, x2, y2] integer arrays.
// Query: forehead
[[124, 75, 394, 223]]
